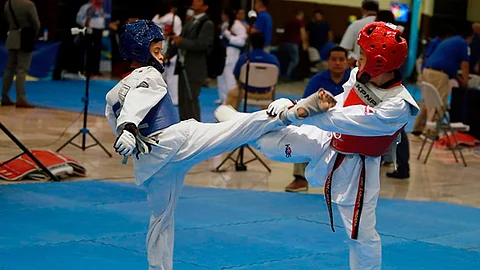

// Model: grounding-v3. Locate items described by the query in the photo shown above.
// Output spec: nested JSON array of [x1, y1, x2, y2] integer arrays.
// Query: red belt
[[324, 153, 366, 240]]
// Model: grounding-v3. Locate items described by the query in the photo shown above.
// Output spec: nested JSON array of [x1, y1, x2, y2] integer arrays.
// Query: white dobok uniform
[[236, 68, 419, 270], [105, 66, 285, 270], [217, 19, 247, 103], [152, 13, 182, 105]]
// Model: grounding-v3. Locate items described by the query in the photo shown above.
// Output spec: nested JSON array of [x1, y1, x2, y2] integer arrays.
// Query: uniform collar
[[194, 13, 206, 21]]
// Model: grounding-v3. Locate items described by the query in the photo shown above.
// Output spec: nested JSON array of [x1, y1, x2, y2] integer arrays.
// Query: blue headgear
[[119, 20, 165, 73]]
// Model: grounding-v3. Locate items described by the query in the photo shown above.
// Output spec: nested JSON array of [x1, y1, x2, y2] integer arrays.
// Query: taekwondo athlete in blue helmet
[[104, 20, 301, 270]]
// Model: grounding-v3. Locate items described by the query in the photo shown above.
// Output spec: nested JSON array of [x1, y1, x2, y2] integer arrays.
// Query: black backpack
[[196, 18, 226, 79]]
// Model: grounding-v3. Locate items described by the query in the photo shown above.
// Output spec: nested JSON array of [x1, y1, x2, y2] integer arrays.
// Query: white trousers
[[217, 47, 240, 103], [251, 125, 382, 270], [163, 55, 179, 105], [140, 110, 283, 270]]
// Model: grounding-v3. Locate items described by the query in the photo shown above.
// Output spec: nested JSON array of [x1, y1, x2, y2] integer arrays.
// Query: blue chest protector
[[113, 94, 180, 137], [222, 35, 244, 50]]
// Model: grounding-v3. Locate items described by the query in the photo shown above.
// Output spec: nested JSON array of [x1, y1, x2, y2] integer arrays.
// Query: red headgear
[[356, 22, 408, 83]]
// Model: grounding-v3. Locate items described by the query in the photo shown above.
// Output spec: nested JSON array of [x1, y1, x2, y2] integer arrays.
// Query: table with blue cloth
[[449, 87, 480, 140], [0, 41, 61, 79]]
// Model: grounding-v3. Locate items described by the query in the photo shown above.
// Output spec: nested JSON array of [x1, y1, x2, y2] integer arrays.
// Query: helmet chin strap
[[357, 72, 371, 84], [148, 56, 165, 73]]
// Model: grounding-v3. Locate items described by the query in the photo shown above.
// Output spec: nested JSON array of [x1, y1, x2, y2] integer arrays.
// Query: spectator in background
[[216, 8, 247, 105], [306, 9, 332, 59], [76, 0, 93, 27], [283, 11, 308, 81], [225, 32, 279, 109], [244, 0, 272, 49], [236, 8, 247, 25], [340, 0, 378, 66], [413, 22, 473, 136], [372, 10, 412, 179], [152, 5, 183, 106], [84, 0, 105, 76], [1, 0, 40, 108], [421, 24, 455, 70], [470, 22, 480, 74], [285, 46, 350, 192], [170, 0, 214, 121]]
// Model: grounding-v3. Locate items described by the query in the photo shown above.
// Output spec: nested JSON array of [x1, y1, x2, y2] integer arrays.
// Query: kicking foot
[[285, 177, 309, 192], [214, 105, 243, 122]]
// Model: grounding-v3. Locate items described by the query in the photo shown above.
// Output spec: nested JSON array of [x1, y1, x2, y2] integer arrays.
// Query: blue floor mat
[[1, 181, 479, 269]]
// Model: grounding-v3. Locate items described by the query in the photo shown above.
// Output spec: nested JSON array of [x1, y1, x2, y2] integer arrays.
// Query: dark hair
[[328, 46, 348, 59], [250, 32, 265, 49], [224, 8, 236, 31], [362, 0, 379, 12], [296, 10, 304, 16], [257, 0, 269, 7], [314, 9, 323, 15], [459, 21, 473, 38], [376, 10, 395, 24], [437, 24, 456, 38]]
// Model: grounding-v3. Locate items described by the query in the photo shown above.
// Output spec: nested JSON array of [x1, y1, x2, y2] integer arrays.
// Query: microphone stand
[[215, 13, 271, 172]]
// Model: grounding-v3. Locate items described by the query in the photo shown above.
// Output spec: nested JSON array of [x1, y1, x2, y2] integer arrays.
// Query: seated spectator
[[285, 46, 350, 192], [225, 32, 280, 109], [421, 24, 455, 70], [413, 22, 473, 136]]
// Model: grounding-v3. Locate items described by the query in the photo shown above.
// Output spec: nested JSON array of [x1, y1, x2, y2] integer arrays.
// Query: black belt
[[324, 153, 366, 240]]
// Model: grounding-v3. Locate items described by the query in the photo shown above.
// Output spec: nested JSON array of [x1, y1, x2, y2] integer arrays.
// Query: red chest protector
[[330, 82, 403, 157]]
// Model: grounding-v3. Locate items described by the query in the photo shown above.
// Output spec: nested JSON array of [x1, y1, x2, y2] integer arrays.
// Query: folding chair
[[238, 62, 279, 109], [216, 63, 279, 173], [417, 81, 469, 167]]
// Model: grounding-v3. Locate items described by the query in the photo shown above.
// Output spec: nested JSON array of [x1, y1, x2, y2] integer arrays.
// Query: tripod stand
[[57, 29, 112, 157], [215, 11, 271, 172], [0, 122, 59, 181]]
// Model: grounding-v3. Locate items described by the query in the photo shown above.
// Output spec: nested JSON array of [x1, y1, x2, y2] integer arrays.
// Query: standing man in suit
[[170, 0, 214, 121], [1, 0, 40, 108]]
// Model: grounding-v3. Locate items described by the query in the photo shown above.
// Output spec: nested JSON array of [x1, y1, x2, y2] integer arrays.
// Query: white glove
[[280, 89, 337, 124], [114, 129, 136, 156], [267, 98, 295, 117]]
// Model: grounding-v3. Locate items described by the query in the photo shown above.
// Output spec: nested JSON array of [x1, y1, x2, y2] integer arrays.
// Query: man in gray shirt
[[1, 0, 40, 108]]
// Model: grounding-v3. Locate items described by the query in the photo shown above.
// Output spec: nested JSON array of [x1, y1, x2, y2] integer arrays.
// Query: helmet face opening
[[357, 22, 408, 82]]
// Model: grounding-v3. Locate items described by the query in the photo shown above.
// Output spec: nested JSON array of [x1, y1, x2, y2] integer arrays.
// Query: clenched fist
[[318, 89, 337, 112]]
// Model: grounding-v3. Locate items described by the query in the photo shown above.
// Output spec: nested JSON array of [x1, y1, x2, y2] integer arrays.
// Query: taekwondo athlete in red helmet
[[215, 22, 420, 269]]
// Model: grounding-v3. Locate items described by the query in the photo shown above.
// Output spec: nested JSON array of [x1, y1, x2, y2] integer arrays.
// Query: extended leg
[[174, 110, 285, 167], [251, 124, 330, 164]]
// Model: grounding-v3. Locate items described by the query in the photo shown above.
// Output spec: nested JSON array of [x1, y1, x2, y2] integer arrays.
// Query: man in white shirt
[[152, 5, 182, 105], [76, 0, 93, 27], [340, 0, 378, 65]]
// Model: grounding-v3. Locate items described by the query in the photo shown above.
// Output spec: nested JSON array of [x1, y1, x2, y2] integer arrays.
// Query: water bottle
[[43, 29, 48, 41]]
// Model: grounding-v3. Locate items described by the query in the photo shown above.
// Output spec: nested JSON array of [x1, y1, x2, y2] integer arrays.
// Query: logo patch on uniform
[[364, 106, 374, 115], [119, 84, 131, 102], [137, 81, 149, 89], [285, 144, 292, 158]]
